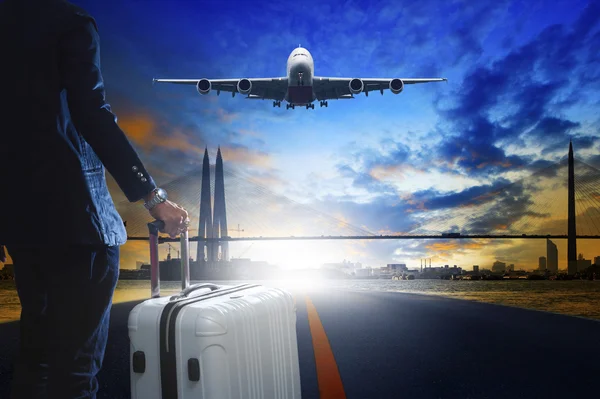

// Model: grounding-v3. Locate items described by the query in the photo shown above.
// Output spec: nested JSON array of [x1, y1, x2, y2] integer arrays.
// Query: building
[[594, 256, 600, 266], [492, 261, 506, 273], [538, 256, 547, 271], [473, 265, 480, 273], [546, 239, 558, 273], [387, 264, 407, 272], [420, 265, 462, 277], [577, 254, 592, 272]]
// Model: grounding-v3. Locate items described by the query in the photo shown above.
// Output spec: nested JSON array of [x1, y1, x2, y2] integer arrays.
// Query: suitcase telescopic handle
[[148, 220, 165, 298], [170, 283, 221, 300], [147, 219, 191, 298]]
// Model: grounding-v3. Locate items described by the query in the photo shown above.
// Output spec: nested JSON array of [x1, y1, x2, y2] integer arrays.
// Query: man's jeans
[[7, 245, 120, 399]]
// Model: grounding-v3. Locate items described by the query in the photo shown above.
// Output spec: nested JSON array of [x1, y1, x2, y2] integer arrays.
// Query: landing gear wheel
[[319, 101, 328, 108], [273, 101, 281, 107]]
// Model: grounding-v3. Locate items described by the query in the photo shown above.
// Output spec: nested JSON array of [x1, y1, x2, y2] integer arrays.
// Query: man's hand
[[148, 200, 189, 238]]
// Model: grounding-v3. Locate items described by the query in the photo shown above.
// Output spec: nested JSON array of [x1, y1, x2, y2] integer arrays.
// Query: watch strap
[[144, 188, 166, 210]]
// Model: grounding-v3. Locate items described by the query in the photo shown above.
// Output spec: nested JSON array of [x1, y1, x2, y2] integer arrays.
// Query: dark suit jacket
[[0, 0, 157, 247]]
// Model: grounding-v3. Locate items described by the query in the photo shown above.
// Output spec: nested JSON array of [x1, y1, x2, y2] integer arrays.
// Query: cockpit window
[[293, 53, 308, 57]]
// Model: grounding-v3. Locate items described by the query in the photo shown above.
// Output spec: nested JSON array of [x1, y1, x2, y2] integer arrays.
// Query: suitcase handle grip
[[148, 220, 166, 235], [171, 283, 221, 300]]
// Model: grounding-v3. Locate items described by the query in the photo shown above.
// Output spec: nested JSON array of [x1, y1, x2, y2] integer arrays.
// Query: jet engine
[[349, 78, 364, 94], [237, 78, 252, 95], [389, 78, 404, 94], [196, 79, 211, 95]]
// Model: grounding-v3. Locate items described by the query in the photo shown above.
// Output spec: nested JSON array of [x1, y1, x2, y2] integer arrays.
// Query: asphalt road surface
[[1, 288, 599, 398]]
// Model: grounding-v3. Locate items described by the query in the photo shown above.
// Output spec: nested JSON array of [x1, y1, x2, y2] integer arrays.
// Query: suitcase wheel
[[132, 351, 146, 373], [188, 358, 200, 382]]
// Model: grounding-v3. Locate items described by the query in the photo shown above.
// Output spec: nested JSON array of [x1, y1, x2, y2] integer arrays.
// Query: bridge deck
[[125, 234, 600, 242]]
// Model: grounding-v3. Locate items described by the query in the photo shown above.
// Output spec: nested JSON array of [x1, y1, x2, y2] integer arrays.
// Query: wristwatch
[[144, 188, 168, 210]]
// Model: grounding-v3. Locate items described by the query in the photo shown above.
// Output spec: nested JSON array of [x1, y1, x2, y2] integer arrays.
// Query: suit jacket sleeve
[[58, 14, 157, 203]]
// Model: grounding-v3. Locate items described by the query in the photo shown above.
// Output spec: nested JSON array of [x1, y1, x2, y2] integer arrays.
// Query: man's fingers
[[149, 202, 190, 238]]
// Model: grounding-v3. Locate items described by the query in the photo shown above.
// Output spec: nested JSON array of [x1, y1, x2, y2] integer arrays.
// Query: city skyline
[[1, 0, 599, 270]]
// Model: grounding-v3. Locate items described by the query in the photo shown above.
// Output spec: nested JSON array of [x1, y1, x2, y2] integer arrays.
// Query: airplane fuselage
[[285, 47, 316, 106]]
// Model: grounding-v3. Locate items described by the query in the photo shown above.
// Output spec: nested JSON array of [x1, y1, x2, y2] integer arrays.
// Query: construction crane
[[231, 224, 244, 237], [166, 243, 179, 260]]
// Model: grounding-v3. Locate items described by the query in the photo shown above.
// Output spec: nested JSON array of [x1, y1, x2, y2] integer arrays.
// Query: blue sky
[[70, 0, 600, 270]]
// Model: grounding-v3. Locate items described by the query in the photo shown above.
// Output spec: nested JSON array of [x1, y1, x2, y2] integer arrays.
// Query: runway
[[1, 287, 599, 398]]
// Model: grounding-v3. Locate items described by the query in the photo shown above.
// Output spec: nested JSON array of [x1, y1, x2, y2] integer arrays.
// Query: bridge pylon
[[193, 147, 229, 276], [567, 141, 577, 275]]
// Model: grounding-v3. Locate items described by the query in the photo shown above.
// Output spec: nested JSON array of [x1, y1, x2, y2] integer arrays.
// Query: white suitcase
[[128, 221, 302, 399]]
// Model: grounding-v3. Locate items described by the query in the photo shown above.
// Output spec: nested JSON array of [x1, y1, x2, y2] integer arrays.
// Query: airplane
[[152, 46, 447, 109]]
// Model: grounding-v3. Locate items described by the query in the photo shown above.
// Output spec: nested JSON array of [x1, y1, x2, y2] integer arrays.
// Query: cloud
[[221, 144, 272, 169], [119, 112, 205, 156], [72, 0, 600, 271]]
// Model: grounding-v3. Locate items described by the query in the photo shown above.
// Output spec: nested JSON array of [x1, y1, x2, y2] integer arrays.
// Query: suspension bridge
[[119, 144, 600, 245]]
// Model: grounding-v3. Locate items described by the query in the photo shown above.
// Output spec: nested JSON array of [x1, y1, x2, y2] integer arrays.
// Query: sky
[[7, 0, 600, 271]]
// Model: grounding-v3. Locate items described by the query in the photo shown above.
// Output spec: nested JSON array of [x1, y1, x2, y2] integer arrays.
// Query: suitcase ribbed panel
[[271, 290, 287, 398], [273, 291, 286, 398], [131, 285, 300, 399], [247, 298, 263, 398]]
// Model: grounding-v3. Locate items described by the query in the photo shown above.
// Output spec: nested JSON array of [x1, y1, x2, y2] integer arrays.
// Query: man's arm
[[58, 14, 156, 203]]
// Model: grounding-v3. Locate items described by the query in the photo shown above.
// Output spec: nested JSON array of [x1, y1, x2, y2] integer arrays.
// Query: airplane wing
[[312, 77, 447, 101], [152, 77, 288, 101]]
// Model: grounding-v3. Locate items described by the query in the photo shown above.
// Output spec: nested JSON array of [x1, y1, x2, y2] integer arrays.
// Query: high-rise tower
[[212, 147, 229, 262], [196, 148, 214, 263], [547, 239, 558, 273], [567, 141, 577, 275]]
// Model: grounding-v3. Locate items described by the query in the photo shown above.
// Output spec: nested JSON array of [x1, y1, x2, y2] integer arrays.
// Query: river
[[1, 278, 600, 323]]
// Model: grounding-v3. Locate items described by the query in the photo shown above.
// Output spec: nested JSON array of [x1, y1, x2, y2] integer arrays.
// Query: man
[[0, 0, 189, 397]]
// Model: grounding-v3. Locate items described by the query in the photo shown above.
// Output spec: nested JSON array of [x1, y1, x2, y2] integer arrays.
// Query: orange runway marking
[[305, 296, 346, 399]]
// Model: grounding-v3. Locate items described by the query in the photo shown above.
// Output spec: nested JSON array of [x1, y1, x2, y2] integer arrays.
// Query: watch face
[[156, 188, 167, 201]]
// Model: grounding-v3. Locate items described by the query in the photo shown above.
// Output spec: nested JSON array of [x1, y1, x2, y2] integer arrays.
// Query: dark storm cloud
[[526, 159, 565, 179], [541, 135, 599, 156], [332, 0, 600, 238], [409, 178, 512, 212], [587, 155, 600, 169], [418, 180, 551, 235], [531, 118, 580, 140], [339, 3, 600, 190], [429, 1, 600, 177], [465, 188, 537, 234]]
